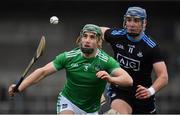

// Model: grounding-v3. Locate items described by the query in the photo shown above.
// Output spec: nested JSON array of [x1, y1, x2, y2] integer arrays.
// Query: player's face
[[125, 16, 144, 34], [81, 32, 98, 49]]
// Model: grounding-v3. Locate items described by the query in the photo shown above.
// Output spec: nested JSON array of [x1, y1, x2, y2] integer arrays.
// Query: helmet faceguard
[[76, 24, 103, 54]]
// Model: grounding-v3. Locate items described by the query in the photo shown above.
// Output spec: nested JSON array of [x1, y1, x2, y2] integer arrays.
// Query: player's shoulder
[[107, 28, 126, 36], [65, 47, 81, 58], [97, 49, 111, 62], [142, 34, 158, 48]]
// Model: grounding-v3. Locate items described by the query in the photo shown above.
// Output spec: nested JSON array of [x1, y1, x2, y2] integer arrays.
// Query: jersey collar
[[80, 48, 99, 58], [127, 31, 145, 42]]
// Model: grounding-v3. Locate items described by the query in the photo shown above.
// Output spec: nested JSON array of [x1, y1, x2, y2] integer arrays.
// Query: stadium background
[[0, 0, 180, 114]]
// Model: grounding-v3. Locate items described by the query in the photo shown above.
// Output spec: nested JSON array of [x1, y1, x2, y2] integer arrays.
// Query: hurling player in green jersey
[[8, 24, 133, 114]]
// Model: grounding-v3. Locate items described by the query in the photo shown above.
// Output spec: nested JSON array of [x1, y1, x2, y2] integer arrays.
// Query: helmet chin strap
[[127, 32, 140, 37], [81, 47, 94, 54]]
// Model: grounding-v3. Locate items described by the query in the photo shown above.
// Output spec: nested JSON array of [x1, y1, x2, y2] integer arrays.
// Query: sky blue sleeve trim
[[142, 35, 156, 48], [111, 29, 126, 36]]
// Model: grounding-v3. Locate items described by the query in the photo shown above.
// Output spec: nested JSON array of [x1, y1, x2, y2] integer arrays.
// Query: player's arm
[[136, 61, 168, 99], [96, 68, 133, 87], [100, 27, 109, 38], [151, 61, 168, 92], [8, 62, 56, 96], [100, 27, 110, 34]]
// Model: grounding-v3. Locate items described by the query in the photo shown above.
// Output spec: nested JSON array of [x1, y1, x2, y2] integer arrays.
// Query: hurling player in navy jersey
[[101, 6, 168, 114]]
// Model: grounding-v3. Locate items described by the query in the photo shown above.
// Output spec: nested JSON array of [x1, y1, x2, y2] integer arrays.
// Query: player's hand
[[8, 84, 19, 97], [135, 85, 151, 99], [96, 71, 112, 83]]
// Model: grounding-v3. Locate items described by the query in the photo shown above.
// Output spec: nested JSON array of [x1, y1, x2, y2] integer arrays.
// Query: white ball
[[50, 16, 59, 24]]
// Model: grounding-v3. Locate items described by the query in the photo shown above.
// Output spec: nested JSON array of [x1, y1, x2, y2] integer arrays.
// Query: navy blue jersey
[[105, 28, 165, 87]]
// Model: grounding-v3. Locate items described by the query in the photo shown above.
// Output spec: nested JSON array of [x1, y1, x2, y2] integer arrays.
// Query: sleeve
[[104, 28, 113, 43], [151, 45, 166, 64], [53, 52, 66, 71], [106, 56, 120, 74]]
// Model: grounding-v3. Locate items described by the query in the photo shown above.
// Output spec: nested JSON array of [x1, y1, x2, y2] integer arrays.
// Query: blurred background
[[0, 0, 180, 114]]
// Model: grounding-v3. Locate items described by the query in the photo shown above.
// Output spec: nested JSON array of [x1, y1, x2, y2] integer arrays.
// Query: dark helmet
[[124, 6, 147, 20]]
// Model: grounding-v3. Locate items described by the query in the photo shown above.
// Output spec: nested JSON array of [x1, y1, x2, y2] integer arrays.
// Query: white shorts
[[57, 94, 98, 115]]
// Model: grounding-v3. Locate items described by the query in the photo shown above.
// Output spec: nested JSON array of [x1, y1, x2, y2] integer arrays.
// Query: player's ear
[[142, 20, 147, 31], [75, 36, 81, 46], [144, 19, 147, 26], [97, 38, 103, 48], [123, 21, 126, 28]]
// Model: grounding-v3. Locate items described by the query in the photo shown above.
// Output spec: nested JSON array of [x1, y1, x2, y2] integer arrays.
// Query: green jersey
[[53, 48, 120, 112]]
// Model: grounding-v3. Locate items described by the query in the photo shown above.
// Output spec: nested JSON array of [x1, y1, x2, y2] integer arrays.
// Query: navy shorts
[[107, 85, 156, 114]]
